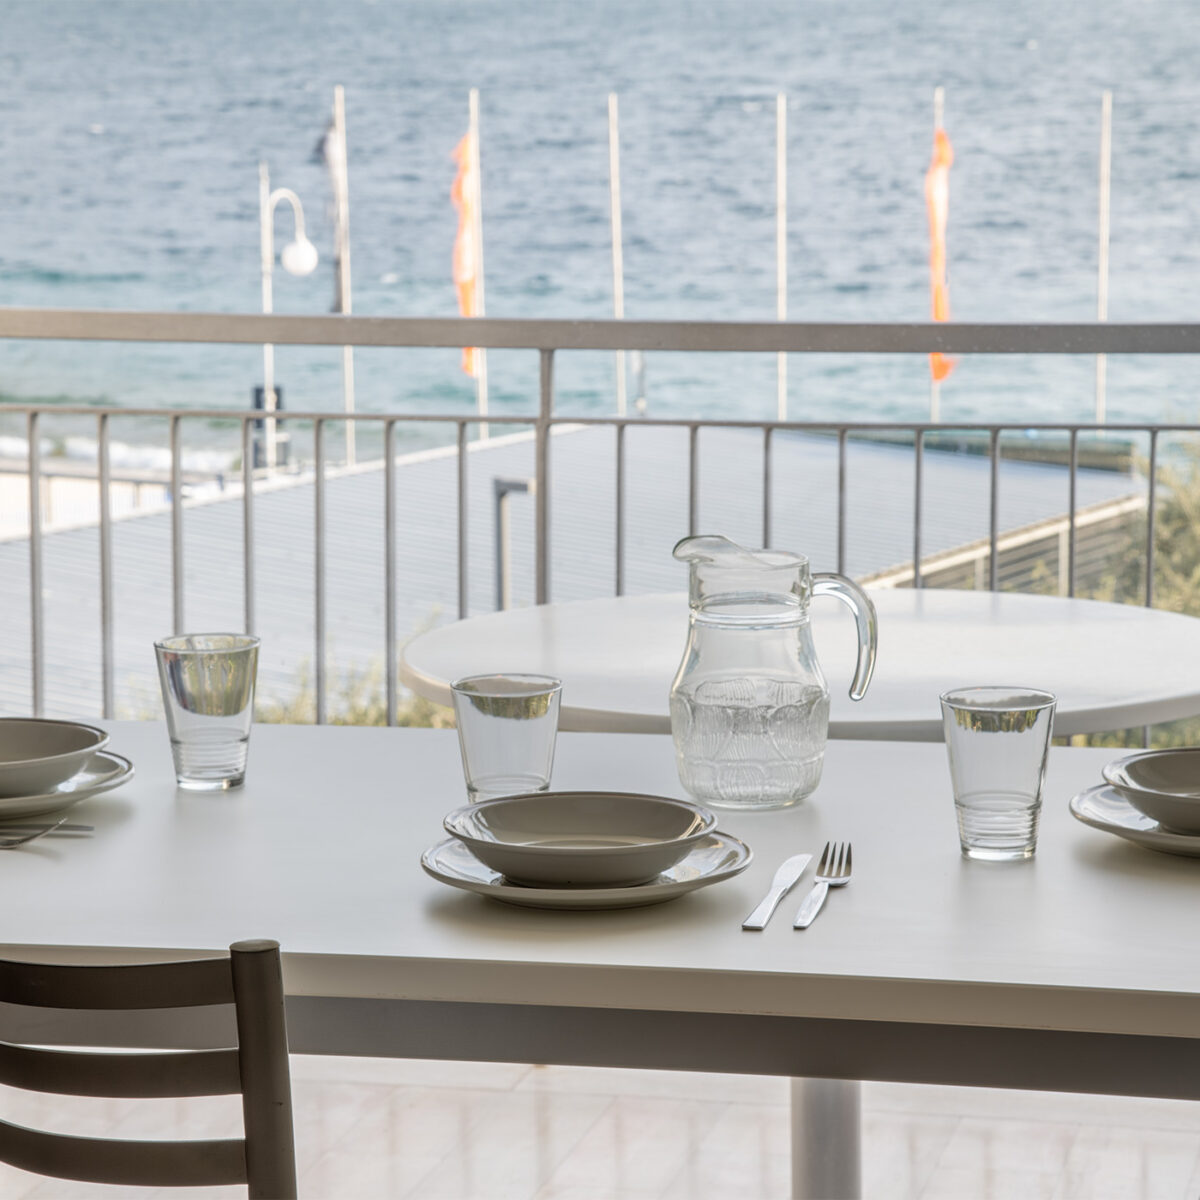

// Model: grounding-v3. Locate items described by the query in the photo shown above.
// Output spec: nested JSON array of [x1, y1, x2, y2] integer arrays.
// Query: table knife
[[741, 854, 812, 930]]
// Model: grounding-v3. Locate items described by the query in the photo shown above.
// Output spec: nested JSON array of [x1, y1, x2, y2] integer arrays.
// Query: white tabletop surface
[[6, 721, 1200, 1044], [399, 590, 1200, 739]]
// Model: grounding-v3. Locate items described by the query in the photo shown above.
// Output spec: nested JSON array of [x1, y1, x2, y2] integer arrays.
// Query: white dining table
[[5, 722, 1200, 1199], [399, 589, 1200, 740]]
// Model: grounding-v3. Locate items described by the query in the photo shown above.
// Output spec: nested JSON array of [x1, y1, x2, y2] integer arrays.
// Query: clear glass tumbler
[[940, 686, 1056, 862], [154, 634, 260, 791], [450, 674, 562, 802]]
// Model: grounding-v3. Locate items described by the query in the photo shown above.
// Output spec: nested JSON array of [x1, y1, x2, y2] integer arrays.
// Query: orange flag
[[451, 132, 479, 377], [924, 127, 955, 383]]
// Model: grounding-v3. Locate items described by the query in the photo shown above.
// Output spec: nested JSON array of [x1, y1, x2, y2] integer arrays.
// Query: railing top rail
[[5, 307, 1200, 354], [3, 402, 1200, 435]]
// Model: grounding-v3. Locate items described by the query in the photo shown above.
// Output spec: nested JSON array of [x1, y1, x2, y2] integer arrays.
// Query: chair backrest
[[0, 938, 296, 1198]]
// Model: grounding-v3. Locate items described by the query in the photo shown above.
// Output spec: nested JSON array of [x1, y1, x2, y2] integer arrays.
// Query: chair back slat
[[0, 940, 294, 1198], [0, 1040, 242, 1097], [0, 1117, 246, 1188], [0, 955, 234, 1010]]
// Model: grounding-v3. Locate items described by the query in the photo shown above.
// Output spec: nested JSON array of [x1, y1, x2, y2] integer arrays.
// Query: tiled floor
[[1, 1057, 1199, 1199]]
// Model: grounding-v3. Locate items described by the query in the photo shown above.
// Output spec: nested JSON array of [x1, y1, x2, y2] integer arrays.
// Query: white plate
[[0, 751, 134, 820], [1070, 783, 1200, 858], [421, 830, 752, 909]]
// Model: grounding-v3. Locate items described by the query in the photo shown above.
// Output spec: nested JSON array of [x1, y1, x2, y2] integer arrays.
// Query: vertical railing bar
[[457, 421, 469, 620], [27, 412, 43, 717], [314, 419, 327, 725], [170, 414, 184, 634], [988, 428, 1000, 592], [1142, 420, 1153, 751], [912, 429, 924, 590], [836, 429, 847, 575], [98, 413, 114, 719], [688, 424, 699, 536], [385, 419, 397, 726], [241, 418, 255, 636], [762, 426, 773, 547], [535, 349, 554, 605], [1067, 428, 1079, 598], [1145, 429, 1158, 610], [615, 422, 626, 596], [494, 482, 509, 612]]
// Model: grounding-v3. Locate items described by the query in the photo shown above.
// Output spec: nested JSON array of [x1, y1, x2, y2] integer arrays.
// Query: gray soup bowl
[[443, 791, 719, 887], [0, 719, 110, 798], [1102, 748, 1200, 834]]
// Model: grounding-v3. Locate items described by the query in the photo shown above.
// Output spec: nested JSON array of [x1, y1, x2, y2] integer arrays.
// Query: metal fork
[[793, 841, 852, 929], [0, 817, 71, 850]]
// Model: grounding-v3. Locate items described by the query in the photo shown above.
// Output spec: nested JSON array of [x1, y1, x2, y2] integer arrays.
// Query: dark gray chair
[[0, 938, 296, 1198]]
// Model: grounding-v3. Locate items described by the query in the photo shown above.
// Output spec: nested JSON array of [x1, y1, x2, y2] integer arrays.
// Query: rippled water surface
[[3, 0, 1200, 440]]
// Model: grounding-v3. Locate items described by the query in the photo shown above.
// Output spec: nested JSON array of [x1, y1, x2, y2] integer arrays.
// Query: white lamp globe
[[281, 236, 318, 277]]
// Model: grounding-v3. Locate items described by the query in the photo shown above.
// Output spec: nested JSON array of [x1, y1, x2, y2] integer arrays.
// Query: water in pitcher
[[670, 675, 830, 809]]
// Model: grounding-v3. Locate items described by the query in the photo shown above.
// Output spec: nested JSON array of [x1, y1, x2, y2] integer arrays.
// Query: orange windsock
[[924, 127, 955, 383], [451, 132, 479, 377]]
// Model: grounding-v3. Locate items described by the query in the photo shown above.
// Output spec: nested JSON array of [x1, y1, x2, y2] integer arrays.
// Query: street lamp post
[[259, 161, 318, 471]]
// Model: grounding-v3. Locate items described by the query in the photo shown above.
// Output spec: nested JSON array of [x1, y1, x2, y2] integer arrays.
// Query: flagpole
[[332, 84, 356, 465], [1096, 89, 1113, 425], [259, 161, 278, 472], [776, 92, 788, 422], [930, 86, 944, 424], [608, 93, 627, 418], [469, 87, 488, 439]]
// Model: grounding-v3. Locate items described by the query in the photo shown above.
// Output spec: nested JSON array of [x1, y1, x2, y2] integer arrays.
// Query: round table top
[[399, 589, 1200, 740]]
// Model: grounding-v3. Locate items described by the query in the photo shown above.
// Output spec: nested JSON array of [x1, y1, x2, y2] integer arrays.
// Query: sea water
[[3, 0, 1199, 433]]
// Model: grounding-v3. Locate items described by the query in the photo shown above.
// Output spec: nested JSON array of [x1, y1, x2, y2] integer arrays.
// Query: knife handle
[[742, 887, 787, 931], [793, 881, 829, 929]]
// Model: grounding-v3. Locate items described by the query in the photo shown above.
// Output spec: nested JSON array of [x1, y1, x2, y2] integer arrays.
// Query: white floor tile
[[656, 1103, 790, 1199], [919, 1165, 1062, 1200], [862, 1112, 960, 1200], [1053, 1127, 1200, 1200], [534, 1097, 725, 1200], [935, 1116, 1080, 1175], [0, 1060, 1196, 1199]]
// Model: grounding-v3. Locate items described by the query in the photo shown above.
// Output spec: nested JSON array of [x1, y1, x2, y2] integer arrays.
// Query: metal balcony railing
[[1, 306, 1198, 724]]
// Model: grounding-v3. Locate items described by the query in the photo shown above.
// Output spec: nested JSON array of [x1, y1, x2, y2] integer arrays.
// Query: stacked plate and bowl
[[1071, 748, 1200, 856], [421, 791, 752, 909], [0, 719, 133, 820]]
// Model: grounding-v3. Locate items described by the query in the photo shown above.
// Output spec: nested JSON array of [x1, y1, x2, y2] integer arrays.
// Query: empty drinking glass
[[941, 686, 1056, 861], [450, 674, 562, 802], [155, 634, 260, 791]]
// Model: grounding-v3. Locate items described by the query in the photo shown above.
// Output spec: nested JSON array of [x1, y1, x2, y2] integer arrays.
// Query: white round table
[[399, 590, 1200, 740]]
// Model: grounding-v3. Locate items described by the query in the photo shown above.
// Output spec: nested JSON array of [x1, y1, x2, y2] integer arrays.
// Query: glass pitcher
[[669, 535, 878, 810]]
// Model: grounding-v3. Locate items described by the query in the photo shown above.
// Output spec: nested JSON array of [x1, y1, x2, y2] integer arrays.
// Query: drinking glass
[[940, 686, 1056, 861], [155, 634, 260, 791], [450, 674, 562, 802]]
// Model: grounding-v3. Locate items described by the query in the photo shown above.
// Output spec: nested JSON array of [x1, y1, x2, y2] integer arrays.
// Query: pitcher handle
[[811, 574, 878, 701]]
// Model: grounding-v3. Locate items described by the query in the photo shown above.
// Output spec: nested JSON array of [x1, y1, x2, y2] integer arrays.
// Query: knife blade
[[741, 854, 812, 930]]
